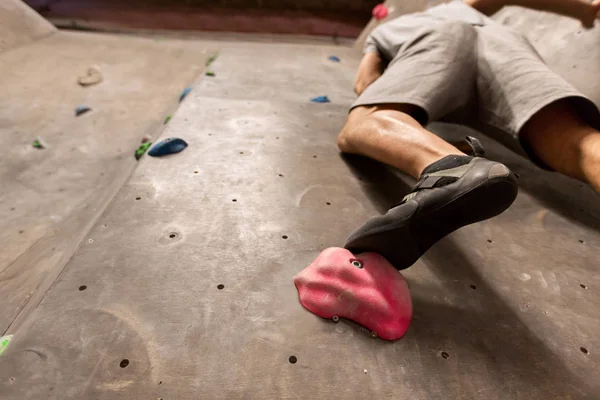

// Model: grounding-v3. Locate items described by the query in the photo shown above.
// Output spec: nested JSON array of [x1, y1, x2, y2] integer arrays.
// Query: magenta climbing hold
[[372, 3, 389, 20], [294, 247, 413, 341]]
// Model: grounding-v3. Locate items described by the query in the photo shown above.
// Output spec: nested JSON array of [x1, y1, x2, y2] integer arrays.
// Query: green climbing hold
[[32, 138, 45, 149], [205, 71, 215, 77], [135, 142, 152, 160], [164, 115, 172, 124], [206, 54, 218, 66], [0, 335, 13, 357]]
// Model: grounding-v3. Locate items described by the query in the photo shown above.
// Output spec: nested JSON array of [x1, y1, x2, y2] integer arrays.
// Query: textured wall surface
[[0, 0, 55, 53]]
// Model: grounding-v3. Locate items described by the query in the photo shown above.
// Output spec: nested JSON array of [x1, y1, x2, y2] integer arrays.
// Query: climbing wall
[[0, 3, 216, 341], [1, 35, 599, 399], [0, 0, 55, 53]]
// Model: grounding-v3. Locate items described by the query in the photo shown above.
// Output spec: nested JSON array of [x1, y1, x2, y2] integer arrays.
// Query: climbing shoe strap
[[400, 175, 459, 203], [465, 136, 485, 157], [400, 159, 478, 203], [413, 175, 448, 190]]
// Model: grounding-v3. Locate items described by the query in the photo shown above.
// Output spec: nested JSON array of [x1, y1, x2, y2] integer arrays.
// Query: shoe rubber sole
[[345, 174, 518, 270]]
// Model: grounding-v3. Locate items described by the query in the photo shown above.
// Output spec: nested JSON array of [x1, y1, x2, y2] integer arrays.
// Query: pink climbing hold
[[294, 247, 413, 341], [372, 3, 389, 20]]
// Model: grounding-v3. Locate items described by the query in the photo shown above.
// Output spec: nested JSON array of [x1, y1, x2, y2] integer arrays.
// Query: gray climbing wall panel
[[0, 29, 216, 336], [0, 0, 55, 53], [0, 40, 599, 399]]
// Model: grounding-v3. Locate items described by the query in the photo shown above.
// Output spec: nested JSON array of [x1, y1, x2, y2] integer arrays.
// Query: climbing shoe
[[345, 156, 518, 270]]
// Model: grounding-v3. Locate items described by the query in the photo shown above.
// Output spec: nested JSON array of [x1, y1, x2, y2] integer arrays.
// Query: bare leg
[[521, 99, 600, 192], [337, 104, 465, 179]]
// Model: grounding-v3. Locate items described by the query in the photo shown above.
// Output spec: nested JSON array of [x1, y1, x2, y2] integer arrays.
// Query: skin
[[340, 0, 600, 188]]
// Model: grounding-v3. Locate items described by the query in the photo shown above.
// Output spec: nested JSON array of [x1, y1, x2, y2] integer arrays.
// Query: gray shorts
[[353, 19, 600, 164]]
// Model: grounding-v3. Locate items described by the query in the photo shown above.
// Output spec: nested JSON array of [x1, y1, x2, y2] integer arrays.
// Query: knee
[[337, 122, 357, 153], [337, 106, 419, 153], [337, 107, 372, 153]]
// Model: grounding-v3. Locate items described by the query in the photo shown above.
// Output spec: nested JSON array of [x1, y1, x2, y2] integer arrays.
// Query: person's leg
[[474, 23, 600, 190], [339, 105, 518, 271], [344, 20, 481, 178], [337, 104, 465, 179], [340, 20, 519, 270], [521, 99, 600, 192]]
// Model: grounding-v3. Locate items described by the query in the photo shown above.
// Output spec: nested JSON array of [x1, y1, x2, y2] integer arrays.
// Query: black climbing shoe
[[344, 156, 519, 270]]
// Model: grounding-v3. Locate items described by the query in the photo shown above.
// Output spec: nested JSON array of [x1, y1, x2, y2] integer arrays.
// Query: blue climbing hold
[[75, 105, 91, 116], [311, 96, 330, 103], [179, 86, 192, 102], [148, 138, 188, 157], [328, 56, 341, 62]]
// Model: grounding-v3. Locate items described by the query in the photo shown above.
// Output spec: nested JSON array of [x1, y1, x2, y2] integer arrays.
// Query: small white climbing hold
[[364, 369, 368, 374], [78, 66, 103, 87], [519, 273, 531, 282]]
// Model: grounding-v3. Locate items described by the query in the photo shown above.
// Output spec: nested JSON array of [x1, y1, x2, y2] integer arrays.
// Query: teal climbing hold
[[311, 96, 330, 103], [75, 105, 91, 116], [148, 138, 188, 157], [179, 87, 192, 102]]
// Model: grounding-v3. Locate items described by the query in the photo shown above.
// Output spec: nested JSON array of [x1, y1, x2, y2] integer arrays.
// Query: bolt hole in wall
[[440, 351, 450, 359], [282, 235, 288, 240], [232, 199, 237, 202], [470, 284, 477, 290], [217, 284, 225, 290], [580, 283, 587, 289], [487, 239, 492, 243], [169, 233, 178, 239], [580, 347, 589, 355], [579, 239, 585, 243], [288, 356, 297, 364], [79, 285, 87, 291], [120, 359, 130, 368], [135, 197, 141, 200]]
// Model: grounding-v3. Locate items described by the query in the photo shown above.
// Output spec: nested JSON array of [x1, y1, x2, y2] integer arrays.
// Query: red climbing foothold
[[372, 3, 389, 21], [294, 247, 413, 341]]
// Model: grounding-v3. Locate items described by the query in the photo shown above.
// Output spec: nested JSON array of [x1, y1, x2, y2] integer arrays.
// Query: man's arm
[[466, 0, 600, 28], [354, 51, 384, 96]]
